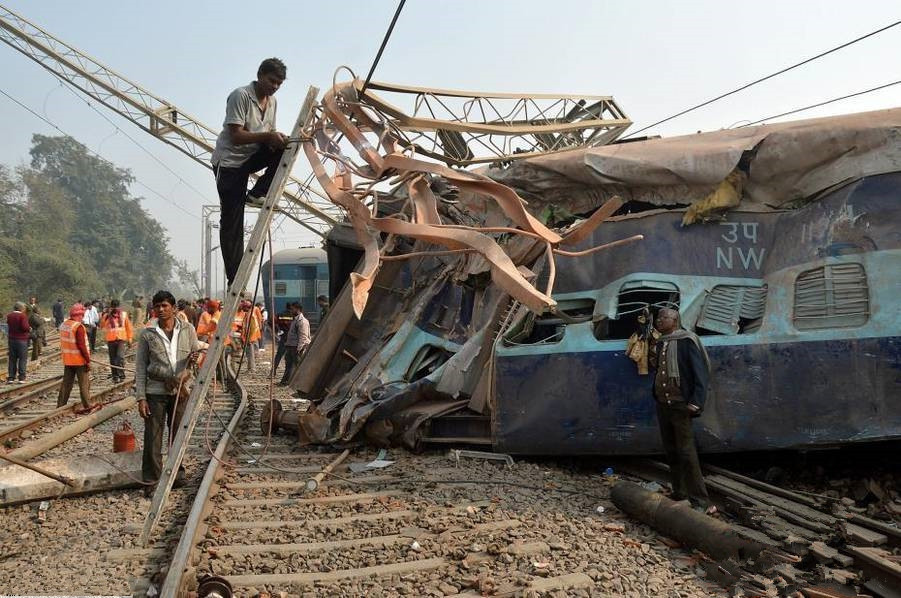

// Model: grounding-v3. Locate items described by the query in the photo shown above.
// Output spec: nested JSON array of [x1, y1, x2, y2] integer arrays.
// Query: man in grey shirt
[[211, 57, 289, 289], [277, 303, 311, 386]]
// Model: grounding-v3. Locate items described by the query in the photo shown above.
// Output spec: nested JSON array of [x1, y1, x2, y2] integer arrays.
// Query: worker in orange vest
[[252, 301, 264, 351], [196, 299, 221, 344], [100, 299, 134, 382], [57, 303, 95, 411], [234, 300, 260, 371]]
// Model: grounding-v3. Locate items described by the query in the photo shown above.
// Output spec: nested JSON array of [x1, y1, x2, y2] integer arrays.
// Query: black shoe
[[245, 193, 265, 208], [142, 484, 156, 497]]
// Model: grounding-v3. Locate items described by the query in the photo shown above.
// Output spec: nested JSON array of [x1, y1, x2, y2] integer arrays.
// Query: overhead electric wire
[[360, 0, 407, 94], [739, 79, 901, 128], [0, 85, 200, 220], [625, 19, 901, 138]]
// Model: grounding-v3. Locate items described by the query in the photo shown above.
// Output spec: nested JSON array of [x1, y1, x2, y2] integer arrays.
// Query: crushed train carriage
[[282, 94, 900, 456]]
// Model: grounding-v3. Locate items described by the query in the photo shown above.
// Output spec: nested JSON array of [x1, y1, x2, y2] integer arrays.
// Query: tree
[[27, 135, 174, 294], [0, 135, 177, 308]]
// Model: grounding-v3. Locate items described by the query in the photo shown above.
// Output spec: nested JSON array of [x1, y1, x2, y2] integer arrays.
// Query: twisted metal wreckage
[[280, 79, 640, 446], [273, 78, 901, 454]]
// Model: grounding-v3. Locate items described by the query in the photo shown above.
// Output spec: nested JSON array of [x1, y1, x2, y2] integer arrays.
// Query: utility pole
[[200, 205, 220, 298]]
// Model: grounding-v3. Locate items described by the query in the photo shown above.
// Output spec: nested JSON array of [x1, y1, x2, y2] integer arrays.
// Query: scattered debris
[[449, 449, 514, 467]]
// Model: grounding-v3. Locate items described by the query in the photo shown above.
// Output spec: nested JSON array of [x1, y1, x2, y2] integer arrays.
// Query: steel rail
[[0, 348, 61, 382], [0, 378, 134, 444], [160, 359, 248, 598], [0, 375, 64, 411]]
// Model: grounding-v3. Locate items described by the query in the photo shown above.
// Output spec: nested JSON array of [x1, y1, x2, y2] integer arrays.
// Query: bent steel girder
[[0, 3, 340, 236], [354, 80, 632, 166], [303, 80, 642, 318]]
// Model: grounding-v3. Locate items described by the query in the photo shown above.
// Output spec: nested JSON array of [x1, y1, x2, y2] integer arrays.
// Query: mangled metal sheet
[[486, 107, 901, 219], [301, 79, 640, 319]]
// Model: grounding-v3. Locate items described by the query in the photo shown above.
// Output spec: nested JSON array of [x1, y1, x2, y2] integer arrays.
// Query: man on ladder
[[211, 58, 290, 290]]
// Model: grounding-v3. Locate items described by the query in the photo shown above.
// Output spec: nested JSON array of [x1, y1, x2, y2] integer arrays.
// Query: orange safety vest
[[196, 310, 218, 338], [101, 310, 133, 342], [59, 319, 89, 366], [250, 306, 263, 343]]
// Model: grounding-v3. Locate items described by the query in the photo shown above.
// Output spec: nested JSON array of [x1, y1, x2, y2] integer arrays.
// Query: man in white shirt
[[82, 300, 101, 352], [135, 290, 201, 495]]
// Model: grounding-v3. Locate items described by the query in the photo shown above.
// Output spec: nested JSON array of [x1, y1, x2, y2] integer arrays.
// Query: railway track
[[0, 350, 135, 446], [145, 378, 707, 598], [3, 358, 898, 597], [0, 348, 62, 383]]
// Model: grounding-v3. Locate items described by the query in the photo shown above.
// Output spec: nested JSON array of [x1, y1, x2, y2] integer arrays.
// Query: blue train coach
[[261, 247, 329, 324]]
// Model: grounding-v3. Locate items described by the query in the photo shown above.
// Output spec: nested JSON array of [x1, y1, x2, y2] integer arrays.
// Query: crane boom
[[0, 3, 340, 236]]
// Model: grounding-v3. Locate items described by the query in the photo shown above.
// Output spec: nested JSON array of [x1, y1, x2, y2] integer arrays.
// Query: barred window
[[274, 282, 287, 296], [793, 263, 869, 330], [697, 285, 767, 335]]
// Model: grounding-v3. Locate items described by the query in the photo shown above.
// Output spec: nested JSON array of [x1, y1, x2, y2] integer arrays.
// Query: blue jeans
[[7, 338, 28, 381]]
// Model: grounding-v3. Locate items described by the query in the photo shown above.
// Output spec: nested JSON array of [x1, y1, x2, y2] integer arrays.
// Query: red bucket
[[113, 420, 136, 453]]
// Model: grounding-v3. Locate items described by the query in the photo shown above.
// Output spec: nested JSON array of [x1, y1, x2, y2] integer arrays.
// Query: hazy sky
[[0, 0, 898, 283]]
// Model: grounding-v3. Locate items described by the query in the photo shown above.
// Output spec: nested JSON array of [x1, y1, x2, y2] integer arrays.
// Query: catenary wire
[[739, 79, 901, 127], [0, 85, 201, 220], [624, 19, 901, 138], [360, 0, 407, 94]]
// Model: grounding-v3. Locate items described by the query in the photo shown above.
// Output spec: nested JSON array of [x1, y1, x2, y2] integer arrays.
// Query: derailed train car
[[286, 107, 901, 455], [492, 173, 899, 454]]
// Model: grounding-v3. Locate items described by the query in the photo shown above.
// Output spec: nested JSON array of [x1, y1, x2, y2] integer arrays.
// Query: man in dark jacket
[[650, 307, 712, 509], [27, 302, 46, 361], [52, 298, 65, 328]]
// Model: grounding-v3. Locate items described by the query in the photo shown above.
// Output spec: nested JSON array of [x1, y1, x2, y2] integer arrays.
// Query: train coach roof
[[484, 107, 901, 218], [269, 247, 327, 265]]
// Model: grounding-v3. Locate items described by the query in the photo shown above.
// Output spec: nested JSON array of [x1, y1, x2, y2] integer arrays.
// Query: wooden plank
[[224, 557, 447, 587], [219, 490, 402, 508], [232, 463, 348, 475], [211, 534, 402, 556], [105, 547, 167, 562], [224, 475, 397, 490], [529, 573, 594, 592], [707, 474, 835, 526], [218, 509, 416, 530], [703, 464, 821, 507], [845, 522, 888, 547]]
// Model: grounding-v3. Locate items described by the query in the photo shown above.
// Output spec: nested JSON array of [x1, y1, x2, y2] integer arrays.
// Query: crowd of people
[[5, 293, 321, 388], [4, 290, 325, 496]]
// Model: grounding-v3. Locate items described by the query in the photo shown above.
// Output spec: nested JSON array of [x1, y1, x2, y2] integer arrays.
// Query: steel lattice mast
[[0, 3, 341, 237]]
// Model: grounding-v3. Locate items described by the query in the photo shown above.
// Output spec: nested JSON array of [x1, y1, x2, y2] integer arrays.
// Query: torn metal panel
[[487, 107, 901, 216], [302, 78, 639, 320]]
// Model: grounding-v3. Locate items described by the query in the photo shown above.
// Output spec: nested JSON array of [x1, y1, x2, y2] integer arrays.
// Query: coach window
[[696, 285, 767, 335], [793, 263, 869, 330], [602, 281, 680, 340], [503, 298, 595, 346]]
